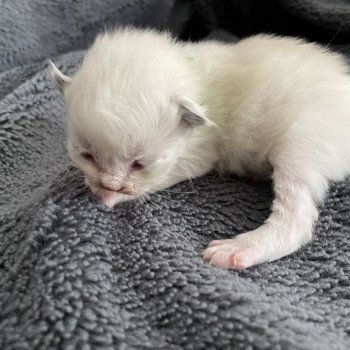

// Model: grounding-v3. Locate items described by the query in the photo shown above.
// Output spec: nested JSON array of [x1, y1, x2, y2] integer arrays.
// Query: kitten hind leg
[[203, 164, 327, 269]]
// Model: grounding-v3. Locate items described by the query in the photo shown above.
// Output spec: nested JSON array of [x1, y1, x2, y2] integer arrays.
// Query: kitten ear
[[49, 60, 72, 93], [179, 97, 216, 127]]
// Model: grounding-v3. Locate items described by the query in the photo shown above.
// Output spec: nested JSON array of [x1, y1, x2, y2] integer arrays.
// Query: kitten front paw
[[203, 224, 308, 269], [203, 237, 260, 269]]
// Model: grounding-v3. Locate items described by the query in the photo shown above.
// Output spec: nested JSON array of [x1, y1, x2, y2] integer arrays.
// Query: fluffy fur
[[52, 28, 350, 269]]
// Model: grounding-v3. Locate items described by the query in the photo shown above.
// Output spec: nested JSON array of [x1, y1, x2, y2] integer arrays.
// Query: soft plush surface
[[0, 1, 350, 349]]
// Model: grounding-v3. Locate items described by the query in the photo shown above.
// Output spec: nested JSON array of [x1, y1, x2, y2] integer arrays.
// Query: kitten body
[[52, 29, 350, 269]]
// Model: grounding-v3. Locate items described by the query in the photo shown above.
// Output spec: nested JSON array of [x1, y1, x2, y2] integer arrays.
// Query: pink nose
[[101, 184, 125, 192]]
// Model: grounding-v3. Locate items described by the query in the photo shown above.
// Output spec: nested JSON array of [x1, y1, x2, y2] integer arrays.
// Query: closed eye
[[131, 160, 144, 171], [81, 152, 96, 165]]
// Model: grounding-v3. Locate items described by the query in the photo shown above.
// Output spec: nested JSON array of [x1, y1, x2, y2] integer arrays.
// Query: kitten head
[[51, 29, 214, 207]]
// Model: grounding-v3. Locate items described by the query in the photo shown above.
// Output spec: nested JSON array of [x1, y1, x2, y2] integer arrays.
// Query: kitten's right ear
[[49, 60, 72, 93], [179, 97, 217, 128]]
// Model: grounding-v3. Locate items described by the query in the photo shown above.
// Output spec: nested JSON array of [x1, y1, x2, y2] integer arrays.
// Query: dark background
[[179, 0, 350, 46]]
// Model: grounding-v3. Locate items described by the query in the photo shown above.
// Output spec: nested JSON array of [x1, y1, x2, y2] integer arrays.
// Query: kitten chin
[[99, 191, 135, 208]]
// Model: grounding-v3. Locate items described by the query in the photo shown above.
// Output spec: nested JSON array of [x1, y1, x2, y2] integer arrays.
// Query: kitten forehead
[[68, 90, 178, 150]]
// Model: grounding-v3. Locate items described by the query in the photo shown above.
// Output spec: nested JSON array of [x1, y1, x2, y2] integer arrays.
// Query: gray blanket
[[1, 1, 350, 349]]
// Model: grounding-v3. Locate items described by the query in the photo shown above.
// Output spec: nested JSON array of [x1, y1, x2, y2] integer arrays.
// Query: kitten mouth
[[85, 178, 137, 207], [100, 186, 135, 196]]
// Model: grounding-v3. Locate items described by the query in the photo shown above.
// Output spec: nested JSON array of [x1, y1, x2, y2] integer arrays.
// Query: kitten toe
[[202, 245, 222, 261], [210, 247, 256, 269], [203, 238, 263, 269]]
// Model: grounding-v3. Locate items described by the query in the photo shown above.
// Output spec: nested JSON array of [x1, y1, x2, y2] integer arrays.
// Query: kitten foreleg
[[203, 166, 326, 269]]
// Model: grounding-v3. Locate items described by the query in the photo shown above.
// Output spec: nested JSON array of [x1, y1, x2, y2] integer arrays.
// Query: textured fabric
[[0, 0, 176, 72], [0, 1, 350, 349]]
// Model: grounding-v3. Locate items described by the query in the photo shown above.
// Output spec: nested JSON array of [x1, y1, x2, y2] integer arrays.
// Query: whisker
[[151, 192, 169, 199], [158, 189, 180, 193], [144, 194, 163, 211], [160, 189, 196, 195], [152, 192, 185, 206]]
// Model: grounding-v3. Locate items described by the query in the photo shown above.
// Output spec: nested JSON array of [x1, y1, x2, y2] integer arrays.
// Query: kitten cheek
[[84, 177, 96, 191]]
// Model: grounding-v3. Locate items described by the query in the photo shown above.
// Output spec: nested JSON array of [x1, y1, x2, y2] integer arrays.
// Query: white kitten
[[51, 28, 350, 269]]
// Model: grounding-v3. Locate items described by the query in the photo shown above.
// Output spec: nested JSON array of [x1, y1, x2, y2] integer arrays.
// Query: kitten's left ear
[[49, 60, 72, 93], [179, 97, 216, 127]]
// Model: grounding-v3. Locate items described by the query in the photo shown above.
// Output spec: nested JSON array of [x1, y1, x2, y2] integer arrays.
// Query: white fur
[[54, 28, 350, 269]]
